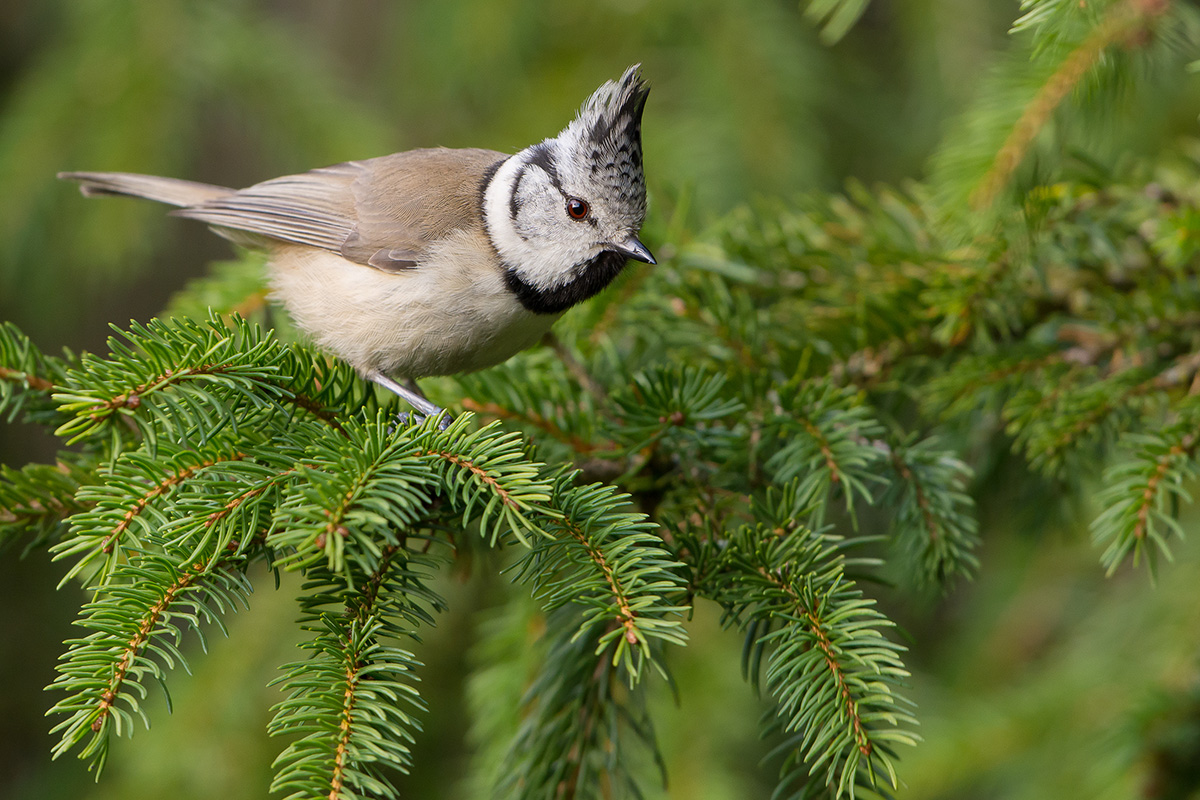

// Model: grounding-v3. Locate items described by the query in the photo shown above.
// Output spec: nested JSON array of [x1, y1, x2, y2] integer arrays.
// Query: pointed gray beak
[[611, 236, 657, 265]]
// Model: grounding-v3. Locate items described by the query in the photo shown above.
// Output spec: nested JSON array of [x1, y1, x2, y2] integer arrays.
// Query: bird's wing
[[173, 148, 506, 272], [173, 164, 357, 252]]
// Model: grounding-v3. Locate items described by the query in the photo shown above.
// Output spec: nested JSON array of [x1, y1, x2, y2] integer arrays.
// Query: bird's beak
[[611, 236, 657, 265]]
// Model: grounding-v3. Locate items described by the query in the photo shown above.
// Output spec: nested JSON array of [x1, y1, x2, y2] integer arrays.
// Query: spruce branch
[[929, 0, 1196, 237], [1091, 414, 1200, 575], [0, 319, 70, 425], [49, 315, 361, 452], [923, 349, 1064, 423], [712, 512, 916, 799], [51, 316, 293, 450], [461, 396, 600, 452], [1003, 364, 1162, 477], [882, 435, 980, 587], [46, 554, 252, 774], [269, 549, 443, 800], [268, 413, 440, 576], [269, 615, 426, 800], [411, 415, 556, 547], [497, 607, 657, 800], [515, 470, 688, 681], [766, 383, 887, 527], [0, 363, 55, 393], [608, 365, 744, 454], [165, 456, 301, 566], [0, 459, 90, 551], [51, 442, 250, 587], [454, 347, 610, 457]]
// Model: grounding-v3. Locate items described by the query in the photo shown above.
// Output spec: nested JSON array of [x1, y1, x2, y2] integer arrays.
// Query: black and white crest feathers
[[561, 64, 649, 223]]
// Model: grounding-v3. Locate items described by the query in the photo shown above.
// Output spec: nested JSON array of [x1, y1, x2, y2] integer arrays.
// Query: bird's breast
[[266, 233, 561, 379]]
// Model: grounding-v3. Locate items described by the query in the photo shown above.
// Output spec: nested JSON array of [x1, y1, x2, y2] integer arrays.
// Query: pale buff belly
[[265, 239, 560, 379]]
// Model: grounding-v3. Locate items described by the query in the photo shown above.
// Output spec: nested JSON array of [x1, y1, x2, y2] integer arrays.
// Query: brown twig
[[460, 398, 606, 454], [1132, 432, 1197, 541], [889, 451, 940, 544], [0, 366, 55, 393], [329, 545, 410, 799], [102, 453, 245, 553], [561, 519, 640, 644], [799, 417, 840, 482], [204, 468, 296, 529], [419, 449, 518, 509], [328, 662, 359, 800], [545, 331, 608, 407]]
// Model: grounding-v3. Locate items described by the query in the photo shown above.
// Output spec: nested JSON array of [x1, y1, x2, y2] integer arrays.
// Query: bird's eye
[[566, 197, 590, 220]]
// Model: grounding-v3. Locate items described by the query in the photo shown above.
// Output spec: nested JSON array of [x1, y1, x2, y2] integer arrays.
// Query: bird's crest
[[559, 65, 649, 220]]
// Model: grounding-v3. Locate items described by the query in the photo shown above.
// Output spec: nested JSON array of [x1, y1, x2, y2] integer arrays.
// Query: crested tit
[[61, 65, 655, 420]]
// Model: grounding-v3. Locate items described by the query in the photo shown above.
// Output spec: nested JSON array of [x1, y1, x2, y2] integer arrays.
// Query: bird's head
[[484, 65, 655, 314]]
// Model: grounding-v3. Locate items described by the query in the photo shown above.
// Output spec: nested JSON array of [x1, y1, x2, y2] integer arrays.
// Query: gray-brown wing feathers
[[340, 148, 505, 269], [60, 148, 505, 271], [172, 164, 359, 253]]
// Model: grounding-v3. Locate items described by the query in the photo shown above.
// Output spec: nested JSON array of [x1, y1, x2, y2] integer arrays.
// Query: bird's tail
[[58, 171, 234, 208]]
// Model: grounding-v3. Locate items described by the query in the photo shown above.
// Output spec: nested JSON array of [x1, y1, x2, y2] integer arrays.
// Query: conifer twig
[[0, 366, 56, 392], [545, 331, 608, 406], [971, 0, 1171, 209]]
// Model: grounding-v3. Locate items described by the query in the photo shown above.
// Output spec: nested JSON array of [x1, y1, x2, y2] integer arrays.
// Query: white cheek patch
[[483, 146, 593, 292]]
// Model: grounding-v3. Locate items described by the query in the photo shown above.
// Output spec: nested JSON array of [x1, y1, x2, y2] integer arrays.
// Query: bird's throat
[[503, 250, 628, 315]]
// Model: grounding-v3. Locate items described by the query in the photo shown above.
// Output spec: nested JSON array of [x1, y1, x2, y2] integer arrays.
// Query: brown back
[[174, 147, 505, 271]]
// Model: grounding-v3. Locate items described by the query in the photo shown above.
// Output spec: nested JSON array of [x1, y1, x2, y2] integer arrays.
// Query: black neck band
[[504, 251, 628, 315]]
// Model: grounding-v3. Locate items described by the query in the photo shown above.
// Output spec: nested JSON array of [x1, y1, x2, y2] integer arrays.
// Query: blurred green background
[[2, 1, 1198, 798]]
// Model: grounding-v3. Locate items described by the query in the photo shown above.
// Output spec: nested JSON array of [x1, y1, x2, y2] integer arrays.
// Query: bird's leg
[[366, 371, 452, 430]]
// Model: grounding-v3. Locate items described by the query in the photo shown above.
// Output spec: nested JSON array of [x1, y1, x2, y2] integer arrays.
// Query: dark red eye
[[566, 197, 590, 220]]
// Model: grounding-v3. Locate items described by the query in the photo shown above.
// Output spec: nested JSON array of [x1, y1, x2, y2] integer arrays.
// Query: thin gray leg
[[365, 371, 443, 417]]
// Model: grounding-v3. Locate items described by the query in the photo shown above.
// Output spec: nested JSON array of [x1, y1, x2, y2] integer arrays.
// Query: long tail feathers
[[58, 171, 234, 208]]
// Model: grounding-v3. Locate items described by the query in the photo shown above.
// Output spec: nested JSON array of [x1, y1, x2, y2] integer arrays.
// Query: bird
[[59, 65, 655, 424]]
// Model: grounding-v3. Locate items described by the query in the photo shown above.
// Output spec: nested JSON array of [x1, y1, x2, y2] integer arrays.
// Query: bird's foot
[[367, 371, 452, 433], [389, 410, 453, 434]]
